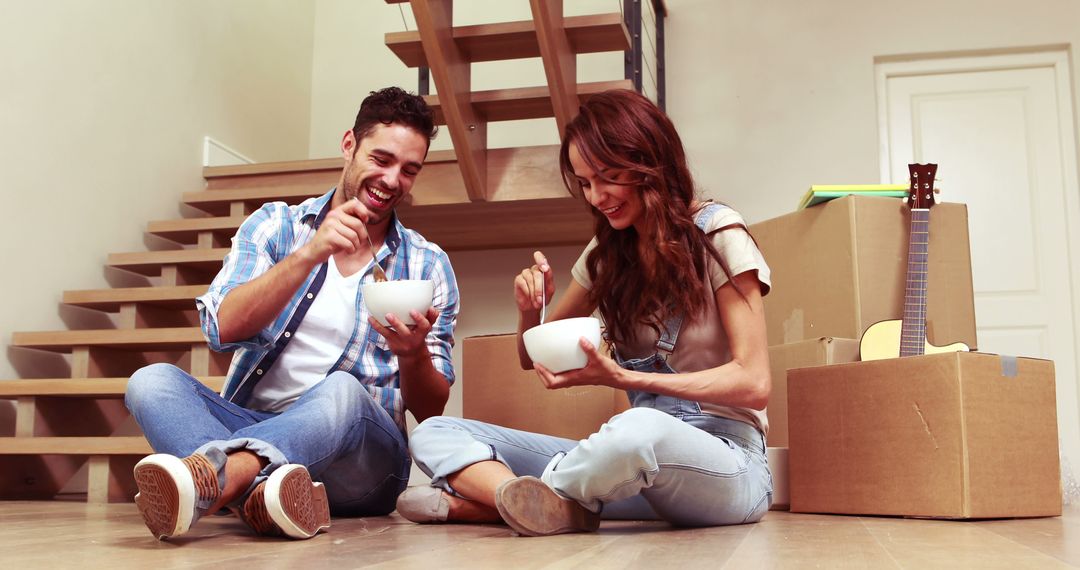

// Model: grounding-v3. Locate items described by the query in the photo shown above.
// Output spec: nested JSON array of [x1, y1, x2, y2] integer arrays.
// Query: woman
[[398, 89, 773, 536]]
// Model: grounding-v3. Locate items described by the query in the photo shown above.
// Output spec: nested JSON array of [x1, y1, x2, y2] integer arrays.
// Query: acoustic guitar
[[859, 163, 970, 361]]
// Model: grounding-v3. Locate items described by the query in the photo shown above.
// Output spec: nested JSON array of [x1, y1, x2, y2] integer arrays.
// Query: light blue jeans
[[410, 353, 773, 526], [125, 363, 410, 516]]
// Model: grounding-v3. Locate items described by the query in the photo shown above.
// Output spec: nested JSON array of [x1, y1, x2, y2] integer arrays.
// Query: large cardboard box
[[766, 337, 860, 510], [749, 195, 976, 349], [788, 352, 1061, 518], [767, 337, 861, 448], [462, 334, 629, 440]]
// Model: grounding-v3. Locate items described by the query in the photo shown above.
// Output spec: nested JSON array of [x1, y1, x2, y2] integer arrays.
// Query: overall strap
[[655, 202, 726, 355]]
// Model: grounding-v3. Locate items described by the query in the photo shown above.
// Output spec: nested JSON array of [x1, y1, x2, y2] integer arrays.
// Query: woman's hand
[[534, 337, 627, 389], [514, 250, 556, 314]]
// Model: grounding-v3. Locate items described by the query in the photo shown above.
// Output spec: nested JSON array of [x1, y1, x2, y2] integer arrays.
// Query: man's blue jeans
[[125, 363, 410, 516]]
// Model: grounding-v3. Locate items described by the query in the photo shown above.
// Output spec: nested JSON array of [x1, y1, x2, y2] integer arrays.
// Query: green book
[[798, 184, 909, 210]]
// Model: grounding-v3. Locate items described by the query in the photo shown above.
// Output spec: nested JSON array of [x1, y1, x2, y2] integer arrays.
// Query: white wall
[[664, 0, 1080, 224], [0, 0, 316, 386]]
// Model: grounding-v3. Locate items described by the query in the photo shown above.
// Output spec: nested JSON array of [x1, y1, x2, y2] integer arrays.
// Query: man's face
[[341, 122, 428, 228]]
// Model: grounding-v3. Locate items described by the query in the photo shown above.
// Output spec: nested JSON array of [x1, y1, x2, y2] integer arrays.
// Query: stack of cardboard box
[[750, 195, 1061, 518], [459, 194, 1061, 519]]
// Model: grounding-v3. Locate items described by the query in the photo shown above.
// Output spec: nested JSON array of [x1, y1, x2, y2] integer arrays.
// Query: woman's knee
[[409, 416, 466, 452], [597, 407, 683, 455]]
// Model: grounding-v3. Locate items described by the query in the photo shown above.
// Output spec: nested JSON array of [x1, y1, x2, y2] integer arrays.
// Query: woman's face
[[568, 142, 645, 232]]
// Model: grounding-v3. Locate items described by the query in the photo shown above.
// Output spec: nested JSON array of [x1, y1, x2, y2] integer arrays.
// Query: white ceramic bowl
[[362, 280, 434, 326], [522, 317, 602, 373]]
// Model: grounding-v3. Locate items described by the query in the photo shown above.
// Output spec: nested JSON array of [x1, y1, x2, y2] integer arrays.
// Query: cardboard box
[[462, 334, 629, 440], [765, 337, 860, 511], [767, 337, 861, 447], [768, 447, 789, 510], [749, 195, 976, 349], [788, 352, 1061, 518]]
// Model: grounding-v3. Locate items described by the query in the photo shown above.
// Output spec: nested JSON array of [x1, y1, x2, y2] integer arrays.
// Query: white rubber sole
[[133, 454, 196, 539], [263, 464, 331, 539]]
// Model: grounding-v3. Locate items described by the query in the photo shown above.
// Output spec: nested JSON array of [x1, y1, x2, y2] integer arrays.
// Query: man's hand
[[369, 307, 440, 359], [298, 198, 372, 265]]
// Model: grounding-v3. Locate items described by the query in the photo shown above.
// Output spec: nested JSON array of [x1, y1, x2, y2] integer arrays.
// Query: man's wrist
[[292, 242, 325, 269], [397, 345, 432, 366]]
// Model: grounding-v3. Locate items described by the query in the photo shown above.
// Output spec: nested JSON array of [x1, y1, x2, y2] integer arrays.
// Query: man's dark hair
[[352, 87, 438, 149]]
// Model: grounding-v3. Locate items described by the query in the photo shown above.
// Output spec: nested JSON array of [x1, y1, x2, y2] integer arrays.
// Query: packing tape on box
[[1000, 355, 1018, 377]]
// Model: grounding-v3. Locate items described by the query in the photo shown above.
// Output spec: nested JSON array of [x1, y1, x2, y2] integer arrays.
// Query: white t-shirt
[[571, 204, 772, 435], [248, 255, 362, 412]]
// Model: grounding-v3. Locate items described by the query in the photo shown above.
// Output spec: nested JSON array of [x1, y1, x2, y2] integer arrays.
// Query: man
[[125, 87, 458, 540]]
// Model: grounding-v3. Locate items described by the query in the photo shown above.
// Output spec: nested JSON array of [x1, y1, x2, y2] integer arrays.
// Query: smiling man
[[124, 87, 459, 541]]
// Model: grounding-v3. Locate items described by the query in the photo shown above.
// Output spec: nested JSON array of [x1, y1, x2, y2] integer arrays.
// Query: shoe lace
[[182, 454, 221, 503], [241, 482, 283, 537]]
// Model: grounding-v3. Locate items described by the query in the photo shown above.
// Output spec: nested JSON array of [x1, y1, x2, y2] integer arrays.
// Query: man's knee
[[125, 363, 188, 411], [315, 371, 368, 400]]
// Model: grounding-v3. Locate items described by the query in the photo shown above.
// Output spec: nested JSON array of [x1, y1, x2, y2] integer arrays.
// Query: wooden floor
[[2, 501, 1079, 568]]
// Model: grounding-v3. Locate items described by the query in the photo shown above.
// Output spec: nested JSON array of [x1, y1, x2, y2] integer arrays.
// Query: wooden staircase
[[3, 0, 637, 503]]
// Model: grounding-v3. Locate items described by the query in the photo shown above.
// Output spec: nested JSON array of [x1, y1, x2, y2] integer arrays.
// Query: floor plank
[[0, 502, 1077, 568], [860, 515, 1073, 569]]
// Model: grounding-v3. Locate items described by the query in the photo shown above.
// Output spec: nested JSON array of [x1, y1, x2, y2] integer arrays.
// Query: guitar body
[[859, 319, 970, 361], [857, 163, 971, 362]]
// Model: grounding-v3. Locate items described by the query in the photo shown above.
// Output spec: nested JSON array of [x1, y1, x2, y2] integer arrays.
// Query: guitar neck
[[900, 208, 930, 357]]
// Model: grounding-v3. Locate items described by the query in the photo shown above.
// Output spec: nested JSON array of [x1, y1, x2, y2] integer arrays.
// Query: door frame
[[874, 45, 1080, 464]]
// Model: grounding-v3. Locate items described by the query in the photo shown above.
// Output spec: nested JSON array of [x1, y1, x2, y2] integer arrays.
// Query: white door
[[878, 49, 1080, 474]]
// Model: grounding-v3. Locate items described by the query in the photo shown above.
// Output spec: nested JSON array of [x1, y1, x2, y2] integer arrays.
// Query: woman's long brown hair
[[559, 89, 740, 346]]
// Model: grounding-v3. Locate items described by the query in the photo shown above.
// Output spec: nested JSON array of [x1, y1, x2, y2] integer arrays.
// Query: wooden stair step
[[107, 249, 227, 277], [162, 195, 592, 253], [0, 437, 151, 455], [63, 285, 209, 312], [425, 79, 632, 124], [202, 157, 342, 181], [385, 13, 630, 67], [11, 327, 205, 353], [397, 196, 592, 250], [166, 200, 595, 254], [186, 145, 595, 250], [199, 151, 456, 188], [147, 216, 247, 245], [0, 377, 225, 398], [183, 186, 322, 216]]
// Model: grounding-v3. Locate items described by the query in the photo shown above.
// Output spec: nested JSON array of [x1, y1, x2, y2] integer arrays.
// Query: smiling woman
[[401, 89, 775, 537]]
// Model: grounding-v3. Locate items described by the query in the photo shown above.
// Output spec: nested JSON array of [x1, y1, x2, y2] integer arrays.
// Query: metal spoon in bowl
[[366, 231, 388, 282], [354, 197, 388, 282], [540, 271, 547, 325]]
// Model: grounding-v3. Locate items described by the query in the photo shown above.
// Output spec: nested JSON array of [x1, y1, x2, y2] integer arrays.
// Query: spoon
[[354, 197, 388, 282], [540, 271, 547, 324], [365, 231, 388, 282]]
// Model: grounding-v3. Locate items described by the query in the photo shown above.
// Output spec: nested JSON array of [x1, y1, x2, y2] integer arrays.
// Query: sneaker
[[494, 476, 600, 537], [133, 453, 220, 540], [238, 464, 330, 539], [395, 486, 450, 523]]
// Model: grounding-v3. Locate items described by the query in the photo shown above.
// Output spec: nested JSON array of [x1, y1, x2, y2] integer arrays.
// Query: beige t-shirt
[[570, 204, 772, 436]]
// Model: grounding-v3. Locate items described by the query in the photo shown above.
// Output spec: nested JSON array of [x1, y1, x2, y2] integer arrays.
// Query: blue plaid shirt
[[196, 189, 459, 433]]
